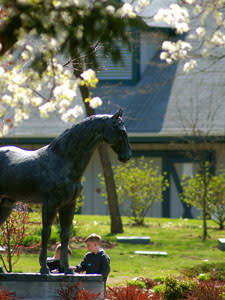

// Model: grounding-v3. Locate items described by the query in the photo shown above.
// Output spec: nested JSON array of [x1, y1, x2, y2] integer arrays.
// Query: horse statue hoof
[[40, 266, 50, 275]]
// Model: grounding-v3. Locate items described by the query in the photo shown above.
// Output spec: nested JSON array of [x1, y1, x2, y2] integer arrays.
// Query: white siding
[[82, 150, 162, 217]]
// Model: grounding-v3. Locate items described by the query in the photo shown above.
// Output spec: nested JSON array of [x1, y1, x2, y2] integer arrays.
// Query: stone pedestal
[[218, 238, 225, 251], [117, 236, 151, 244], [135, 250, 168, 256], [0, 273, 104, 300]]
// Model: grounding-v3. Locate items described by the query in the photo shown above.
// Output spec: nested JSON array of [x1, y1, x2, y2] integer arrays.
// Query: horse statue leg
[[58, 200, 76, 274], [39, 203, 57, 274], [0, 198, 15, 273]]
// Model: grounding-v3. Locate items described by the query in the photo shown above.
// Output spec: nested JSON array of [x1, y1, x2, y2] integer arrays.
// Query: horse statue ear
[[112, 109, 123, 120]]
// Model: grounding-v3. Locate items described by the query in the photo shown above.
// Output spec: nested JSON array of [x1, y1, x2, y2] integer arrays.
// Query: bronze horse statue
[[0, 109, 131, 274]]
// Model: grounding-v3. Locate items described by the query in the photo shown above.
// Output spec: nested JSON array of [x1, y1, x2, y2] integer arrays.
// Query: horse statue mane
[[0, 109, 131, 274]]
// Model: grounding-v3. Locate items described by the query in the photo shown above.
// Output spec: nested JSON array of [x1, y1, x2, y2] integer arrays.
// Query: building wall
[[81, 141, 225, 218], [81, 146, 162, 217], [1, 140, 224, 218]]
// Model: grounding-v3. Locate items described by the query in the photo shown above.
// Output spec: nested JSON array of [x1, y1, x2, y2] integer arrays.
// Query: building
[[1, 0, 225, 218]]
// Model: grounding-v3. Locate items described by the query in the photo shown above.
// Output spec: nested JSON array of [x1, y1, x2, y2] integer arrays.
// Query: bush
[[186, 280, 225, 300], [158, 276, 195, 300], [153, 284, 165, 294], [183, 262, 225, 281], [152, 276, 165, 284], [134, 277, 156, 289], [100, 157, 169, 225], [22, 235, 41, 247], [198, 273, 211, 281], [54, 283, 100, 300], [0, 202, 29, 272], [0, 287, 17, 300], [127, 280, 146, 289], [106, 285, 154, 300]]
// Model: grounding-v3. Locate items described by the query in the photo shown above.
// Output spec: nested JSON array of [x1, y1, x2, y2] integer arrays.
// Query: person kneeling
[[47, 243, 72, 273]]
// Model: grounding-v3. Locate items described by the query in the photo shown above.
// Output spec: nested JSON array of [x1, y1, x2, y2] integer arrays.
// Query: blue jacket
[[76, 249, 110, 281]]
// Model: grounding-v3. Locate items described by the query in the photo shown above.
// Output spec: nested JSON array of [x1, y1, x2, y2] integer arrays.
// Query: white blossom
[[89, 97, 102, 109], [81, 69, 98, 88], [154, 4, 190, 33], [31, 97, 43, 106], [184, 0, 196, 4], [117, 3, 136, 18], [176, 22, 190, 34], [0, 67, 4, 76], [160, 52, 168, 60], [2, 95, 14, 106], [211, 30, 225, 46], [213, 11, 224, 26], [196, 27, 206, 39], [61, 105, 84, 122], [39, 102, 56, 118], [135, 0, 150, 13], [193, 4, 202, 15], [14, 107, 30, 125], [138, 0, 150, 8], [81, 69, 96, 81], [161, 40, 192, 63], [183, 59, 197, 72], [58, 99, 71, 113], [106, 5, 116, 15]]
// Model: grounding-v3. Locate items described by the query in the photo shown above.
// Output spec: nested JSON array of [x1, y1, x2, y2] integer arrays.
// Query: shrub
[[186, 280, 225, 300], [134, 277, 156, 289], [106, 285, 154, 300], [198, 273, 211, 281], [54, 283, 100, 300], [100, 157, 169, 225], [0, 202, 29, 272], [158, 276, 195, 300], [152, 276, 165, 284], [183, 262, 225, 281], [127, 280, 146, 289], [153, 284, 165, 294], [0, 287, 17, 300], [22, 235, 41, 247]]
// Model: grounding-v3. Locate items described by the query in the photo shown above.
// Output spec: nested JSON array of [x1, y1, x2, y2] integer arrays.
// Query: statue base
[[0, 273, 104, 300]]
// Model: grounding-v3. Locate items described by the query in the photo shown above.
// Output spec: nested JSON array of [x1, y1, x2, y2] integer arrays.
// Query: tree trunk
[[219, 219, 224, 230], [79, 85, 123, 233], [98, 143, 123, 233], [202, 164, 208, 241], [202, 197, 207, 241]]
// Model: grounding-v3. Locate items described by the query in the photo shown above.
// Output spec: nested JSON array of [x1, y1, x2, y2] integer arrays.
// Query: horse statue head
[[102, 109, 132, 163]]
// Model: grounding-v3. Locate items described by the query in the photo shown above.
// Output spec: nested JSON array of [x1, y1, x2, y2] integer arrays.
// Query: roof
[[95, 31, 225, 138], [96, 51, 178, 134]]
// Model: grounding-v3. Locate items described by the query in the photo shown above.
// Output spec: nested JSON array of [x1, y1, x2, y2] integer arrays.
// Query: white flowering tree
[[154, 0, 225, 72], [0, 0, 149, 234], [0, 0, 149, 135]]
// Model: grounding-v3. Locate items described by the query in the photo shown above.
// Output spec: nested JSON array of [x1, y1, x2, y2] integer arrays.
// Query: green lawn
[[6, 214, 225, 286]]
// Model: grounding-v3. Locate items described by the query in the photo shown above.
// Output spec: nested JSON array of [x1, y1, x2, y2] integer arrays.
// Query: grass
[[3, 214, 225, 286]]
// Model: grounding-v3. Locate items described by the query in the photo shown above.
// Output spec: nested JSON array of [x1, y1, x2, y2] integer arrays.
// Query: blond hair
[[85, 233, 102, 243], [55, 243, 72, 255]]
